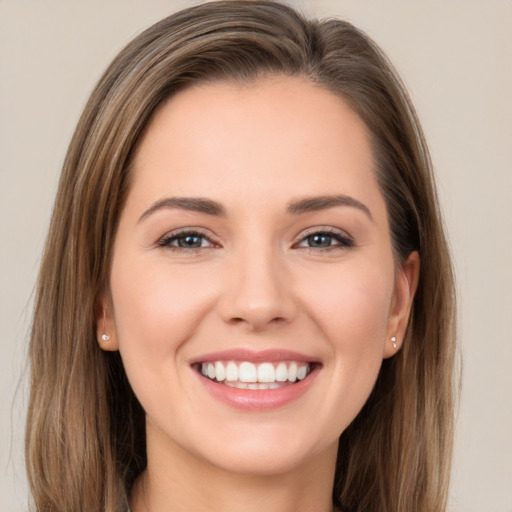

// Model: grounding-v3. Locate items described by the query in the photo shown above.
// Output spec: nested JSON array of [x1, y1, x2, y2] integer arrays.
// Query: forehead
[[128, 76, 384, 218]]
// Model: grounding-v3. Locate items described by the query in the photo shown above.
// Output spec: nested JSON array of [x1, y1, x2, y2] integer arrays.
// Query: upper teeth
[[200, 361, 310, 383]]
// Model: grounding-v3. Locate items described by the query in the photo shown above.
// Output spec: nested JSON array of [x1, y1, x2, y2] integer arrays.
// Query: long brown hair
[[26, 2, 456, 511]]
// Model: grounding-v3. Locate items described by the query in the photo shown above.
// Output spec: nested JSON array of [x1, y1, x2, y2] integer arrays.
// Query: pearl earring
[[391, 336, 397, 349], [101, 308, 110, 342]]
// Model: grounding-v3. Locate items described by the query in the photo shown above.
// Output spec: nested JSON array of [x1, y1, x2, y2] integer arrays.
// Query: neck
[[131, 423, 339, 512]]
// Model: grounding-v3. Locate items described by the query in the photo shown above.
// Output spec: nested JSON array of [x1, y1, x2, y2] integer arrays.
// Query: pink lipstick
[[190, 349, 320, 410]]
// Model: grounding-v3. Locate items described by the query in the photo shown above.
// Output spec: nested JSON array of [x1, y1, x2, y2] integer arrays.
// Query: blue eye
[[296, 230, 353, 249], [158, 231, 214, 249], [175, 234, 206, 248], [305, 233, 334, 248]]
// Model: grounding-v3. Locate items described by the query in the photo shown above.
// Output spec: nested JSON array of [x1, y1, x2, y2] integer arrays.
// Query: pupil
[[309, 234, 331, 247], [179, 235, 201, 248]]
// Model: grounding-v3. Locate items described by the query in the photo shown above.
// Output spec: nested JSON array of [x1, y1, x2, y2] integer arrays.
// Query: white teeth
[[276, 362, 288, 382], [239, 362, 257, 383], [225, 361, 238, 381], [257, 362, 275, 383], [225, 380, 248, 389], [224, 381, 284, 390], [199, 360, 312, 385], [288, 362, 298, 382], [215, 361, 225, 381]]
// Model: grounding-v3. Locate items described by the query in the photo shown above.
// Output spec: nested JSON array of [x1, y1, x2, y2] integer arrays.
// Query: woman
[[25, 1, 456, 511]]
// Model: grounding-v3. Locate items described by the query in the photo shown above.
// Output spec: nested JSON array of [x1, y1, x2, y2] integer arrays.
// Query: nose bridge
[[220, 238, 295, 329]]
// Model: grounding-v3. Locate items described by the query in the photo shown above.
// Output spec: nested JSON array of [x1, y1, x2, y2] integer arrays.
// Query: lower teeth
[[222, 381, 287, 390]]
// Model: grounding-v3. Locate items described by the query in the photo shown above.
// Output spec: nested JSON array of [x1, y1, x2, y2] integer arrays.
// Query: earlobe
[[95, 294, 119, 351], [383, 251, 420, 358]]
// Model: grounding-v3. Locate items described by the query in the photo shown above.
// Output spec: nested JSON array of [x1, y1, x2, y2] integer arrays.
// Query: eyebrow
[[138, 194, 372, 223], [138, 197, 226, 222], [287, 194, 373, 220]]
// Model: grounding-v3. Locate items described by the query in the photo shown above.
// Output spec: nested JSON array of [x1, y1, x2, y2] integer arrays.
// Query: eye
[[295, 229, 354, 250], [157, 230, 217, 250]]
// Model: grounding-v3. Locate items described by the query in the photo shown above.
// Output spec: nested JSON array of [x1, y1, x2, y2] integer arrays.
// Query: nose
[[218, 247, 297, 331]]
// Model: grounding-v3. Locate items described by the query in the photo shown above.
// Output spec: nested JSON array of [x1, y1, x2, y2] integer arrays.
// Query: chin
[[185, 422, 337, 477], [207, 445, 317, 477]]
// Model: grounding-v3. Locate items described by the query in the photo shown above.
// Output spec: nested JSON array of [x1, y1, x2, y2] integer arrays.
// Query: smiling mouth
[[195, 361, 313, 390]]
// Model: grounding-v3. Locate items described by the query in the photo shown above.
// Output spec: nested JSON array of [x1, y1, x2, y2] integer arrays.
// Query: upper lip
[[189, 349, 319, 365]]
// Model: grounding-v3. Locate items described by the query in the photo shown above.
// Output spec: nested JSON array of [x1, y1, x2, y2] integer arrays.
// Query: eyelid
[[293, 226, 354, 249], [156, 227, 221, 250], [155, 225, 353, 251]]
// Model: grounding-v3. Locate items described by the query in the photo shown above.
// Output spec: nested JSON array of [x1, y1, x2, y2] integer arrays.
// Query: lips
[[191, 349, 319, 410]]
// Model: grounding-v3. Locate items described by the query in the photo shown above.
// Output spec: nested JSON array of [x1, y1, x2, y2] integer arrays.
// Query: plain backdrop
[[1, 1, 511, 511]]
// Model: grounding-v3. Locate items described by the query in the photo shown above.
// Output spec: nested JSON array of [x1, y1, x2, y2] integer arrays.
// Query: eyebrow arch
[[287, 194, 373, 221], [138, 197, 226, 222]]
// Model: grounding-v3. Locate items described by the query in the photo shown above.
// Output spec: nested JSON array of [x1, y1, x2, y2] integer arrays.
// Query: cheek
[[109, 256, 218, 363], [302, 263, 393, 346], [108, 257, 222, 426], [297, 259, 394, 406]]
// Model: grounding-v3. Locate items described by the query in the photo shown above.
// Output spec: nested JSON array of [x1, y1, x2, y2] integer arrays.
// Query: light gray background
[[1, 1, 511, 511]]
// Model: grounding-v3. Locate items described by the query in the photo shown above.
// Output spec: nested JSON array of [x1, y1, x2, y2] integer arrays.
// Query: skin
[[98, 76, 419, 512]]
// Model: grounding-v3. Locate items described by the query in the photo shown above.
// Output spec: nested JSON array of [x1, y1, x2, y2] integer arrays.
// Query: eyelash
[[157, 228, 354, 252], [293, 228, 354, 251], [157, 229, 218, 251]]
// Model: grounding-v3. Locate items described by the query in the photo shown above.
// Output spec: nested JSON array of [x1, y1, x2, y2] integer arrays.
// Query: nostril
[[218, 275, 298, 330], [228, 315, 287, 328]]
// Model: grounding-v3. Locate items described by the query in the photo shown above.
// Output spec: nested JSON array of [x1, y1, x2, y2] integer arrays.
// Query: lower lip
[[194, 367, 319, 411]]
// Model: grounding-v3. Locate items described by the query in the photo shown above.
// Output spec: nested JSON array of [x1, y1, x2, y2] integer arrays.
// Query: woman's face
[[101, 76, 417, 477]]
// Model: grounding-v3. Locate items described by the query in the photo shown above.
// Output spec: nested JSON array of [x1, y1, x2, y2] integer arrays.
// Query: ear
[[95, 293, 119, 351], [383, 251, 420, 358]]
